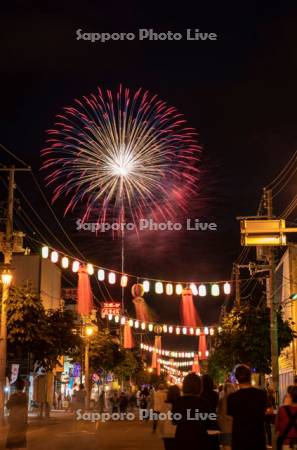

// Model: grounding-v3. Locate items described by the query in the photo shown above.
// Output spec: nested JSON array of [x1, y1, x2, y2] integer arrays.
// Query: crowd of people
[[139, 365, 297, 450], [5, 365, 297, 449]]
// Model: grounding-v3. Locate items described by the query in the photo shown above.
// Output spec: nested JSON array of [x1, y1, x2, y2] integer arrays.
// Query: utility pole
[[0, 166, 30, 423], [263, 187, 279, 404], [84, 337, 90, 410], [235, 264, 241, 306]]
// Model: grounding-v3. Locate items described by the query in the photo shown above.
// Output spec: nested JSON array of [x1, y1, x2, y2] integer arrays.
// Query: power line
[[0, 144, 30, 168], [266, 150, 297, 192]]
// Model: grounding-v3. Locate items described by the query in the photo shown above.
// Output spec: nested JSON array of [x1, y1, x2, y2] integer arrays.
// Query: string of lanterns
[[158, 358, 194, 367], [41, 245, 232, 297], [141, 343, 195, 359], [161, 367, 189, 377], [105, 312, 218, 337]]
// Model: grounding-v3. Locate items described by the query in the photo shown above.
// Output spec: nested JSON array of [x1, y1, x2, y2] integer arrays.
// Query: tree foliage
[[113, 349, 143, 381], [88, 329, 124, 372], [87, 330, 144, 382], [5, 285, 82, 370], [210, 302, 295, 375]]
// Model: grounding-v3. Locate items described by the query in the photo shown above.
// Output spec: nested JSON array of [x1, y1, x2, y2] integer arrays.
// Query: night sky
[[1, 2, 297, 346]]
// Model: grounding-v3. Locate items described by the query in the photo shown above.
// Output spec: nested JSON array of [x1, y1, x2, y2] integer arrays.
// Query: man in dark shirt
[[227, 364, 267, 450]]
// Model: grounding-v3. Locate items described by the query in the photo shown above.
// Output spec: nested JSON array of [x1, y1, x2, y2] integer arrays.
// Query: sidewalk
[[0, 410, 73, 449]]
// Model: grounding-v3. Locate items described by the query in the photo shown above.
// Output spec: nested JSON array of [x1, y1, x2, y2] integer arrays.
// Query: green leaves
[[87, 330, 144, 381], [5, 285, 82, 370], [210, 302, 295, 375]]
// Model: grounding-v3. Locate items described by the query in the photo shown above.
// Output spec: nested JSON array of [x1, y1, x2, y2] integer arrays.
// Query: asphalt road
[[1, 416, 164, 450]]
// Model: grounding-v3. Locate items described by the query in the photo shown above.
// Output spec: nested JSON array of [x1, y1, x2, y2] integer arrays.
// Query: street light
[[85, 326, 94, 337], [84, 323, 96, 410], [0, 269, 13, 424], [1, 270, 12, 286]]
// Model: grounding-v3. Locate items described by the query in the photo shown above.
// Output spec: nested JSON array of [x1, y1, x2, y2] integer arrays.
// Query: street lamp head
[[85, 326, 94, 336], [1, 269, 12, 286]]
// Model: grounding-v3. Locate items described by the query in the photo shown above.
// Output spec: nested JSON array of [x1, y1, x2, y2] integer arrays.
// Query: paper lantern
[[155, 282, 164, 294], [175, 284, 183, 295], [211, 284, 220, 296], [142, 280, 150, 293], [72, 260, 80, 273], [182, 327, 187, 335], [176, 327, 180, 335], [51, 251, 59, 263], [154, 325, 163, 334], [131, 283, 144, 298], [87, 263, 94, 275], [198, 284, 207, 296], [97, 269, 105, 281], [108, 272, 116, 284], [166, 283, 173, 295], [61, 256, 69, 268], [190, 283, 198, 295], [168, 326, 173, 334], [120, 317, 126, 325], [121, 275, 128, 287], [42, 246, 49, 259], [148, 323, 154, 332], [223, 282, 231, 295]]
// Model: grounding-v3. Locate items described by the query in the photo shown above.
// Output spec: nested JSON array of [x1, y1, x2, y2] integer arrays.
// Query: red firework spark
[[41, 85, 201, 224]]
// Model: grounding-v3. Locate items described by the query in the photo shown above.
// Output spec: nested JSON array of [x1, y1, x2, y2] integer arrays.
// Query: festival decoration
[[143, 280, 150, 293], [192, 354, 201, 374], [42, 245, 232, 297], [106, 311, 216, 336], [131, 283, 155, 323], [72, 260, 80, 273], [198, 333, 208, 360], [123, 322, 133, 349], [181, 287, 200, 327], [211, 284, 220, 296], [141, 343, 195, 359], [87, 263, 94, 275], [97, 269, 105, 281], [51, 250, 58, 263], [77, 265, 93, 316], [42, 246, 49, 258], [101, 302, 121, 316], [161, 367, 189, 377], [223, 282, 231, 295], [108, 272, 116, 284], [198, 284, 207, 296], [131, 284, 144, 298], [61, 256, 69, 268], [151, 336, 162, 375], [158, 359, 194, 367]]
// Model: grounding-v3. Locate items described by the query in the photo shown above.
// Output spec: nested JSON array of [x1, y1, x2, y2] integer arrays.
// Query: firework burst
[[42, 85, 201, 224]]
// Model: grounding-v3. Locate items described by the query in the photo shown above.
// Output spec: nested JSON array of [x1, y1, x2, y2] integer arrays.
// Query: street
[[1, 415, 163, 450]]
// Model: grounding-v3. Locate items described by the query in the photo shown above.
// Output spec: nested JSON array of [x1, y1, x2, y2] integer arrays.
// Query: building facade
[[12, 254, 61, 310], [276, 243, 297, 401]]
